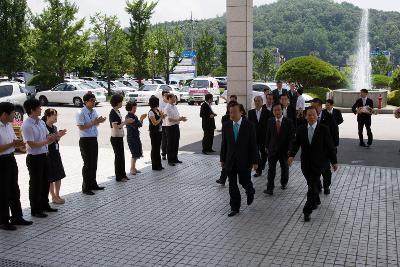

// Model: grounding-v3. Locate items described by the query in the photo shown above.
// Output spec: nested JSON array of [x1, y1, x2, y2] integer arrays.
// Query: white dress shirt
[[164, 103, 180, 126], [296, 95, 305, 111], [0, 121, 16, 155], [232, 117, 243, 128], [256, 108, 262, 122], [159, 100, 168, 127]]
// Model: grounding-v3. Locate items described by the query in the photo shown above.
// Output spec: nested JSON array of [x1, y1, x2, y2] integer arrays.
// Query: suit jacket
[[319, 110, 339, 147], [288, 90, 298, 110], [272, 89, 288, 103], [200, 102, 216, 130], [220, 118, 259, 172], [330, 108, 344, 126], [352, 98, 374, 122], [282, 105, 297, 127], [265, 117, 295, 157], [248, 108, 272, 148], [290, 123, 337, 176]]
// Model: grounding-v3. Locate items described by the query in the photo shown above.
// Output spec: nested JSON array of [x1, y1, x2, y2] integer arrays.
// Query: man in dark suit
[[288, 82, 298, 111], [325, 99, 344, 127], [280, 94, 297, 128], [248, 96, 272, 177], [351, 89, 374, 147], [311, 98, 339, 194], [220, 102, 259, 217], [200, 93, 217, 154], [288, 107, 338, 222], [272, 81, 288, 103], [263, 103, 295, 195], [263, 93, 274, 112]]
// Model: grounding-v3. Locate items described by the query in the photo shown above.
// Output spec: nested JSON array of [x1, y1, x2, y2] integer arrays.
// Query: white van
[[188, 77, 220, 105]]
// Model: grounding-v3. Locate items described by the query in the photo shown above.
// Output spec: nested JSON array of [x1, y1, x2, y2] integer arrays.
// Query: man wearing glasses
[[76, 93, 106, 195]]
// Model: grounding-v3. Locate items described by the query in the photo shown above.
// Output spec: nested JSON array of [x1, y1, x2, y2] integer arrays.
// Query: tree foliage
[[371, 55, 392, 75], [254, 48, 277, 81], [276, 56, 347, 89], [372, 74, 391, 88], [195, 30, 217, 76], [390, 67, 400, 90]]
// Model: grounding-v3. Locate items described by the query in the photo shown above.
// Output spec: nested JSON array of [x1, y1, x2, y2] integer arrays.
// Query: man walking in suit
[[248, 96, 272, 177], [220, 102, 259, 217], [263, 93, 274, 112], [311, 98, 339, 194], [288, 107, 338, 222], [351, 89, 374, 147], [200, 93, 217, 154], [272, 81, 288, 103], [280, 94, 297, 127], [264, 103, 295, 195], [288, 82, 298, 111], [325, 99, 344, 127]]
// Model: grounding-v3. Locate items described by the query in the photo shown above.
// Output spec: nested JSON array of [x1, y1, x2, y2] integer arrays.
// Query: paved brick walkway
[[0, 147, 399, 267]]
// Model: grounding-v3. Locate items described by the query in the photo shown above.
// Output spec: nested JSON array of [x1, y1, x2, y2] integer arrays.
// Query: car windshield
[[180, 87, 189, 92], [139, 85, 158, 91], [78, 83, 95, 90], [85, 81, 101, 88], [190, 80, 209, 88], [113, 81, 125, 87]]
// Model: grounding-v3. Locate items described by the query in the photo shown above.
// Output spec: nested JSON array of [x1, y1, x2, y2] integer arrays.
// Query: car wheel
[[14, 107, 24, 122], [39, 96, 48, 106], [73, 97, 83, 107], [215, 97, 219, 105], [188, 101, 194, 105]]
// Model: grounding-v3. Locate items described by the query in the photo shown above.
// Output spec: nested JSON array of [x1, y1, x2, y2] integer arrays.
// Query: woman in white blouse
[[296, 87, 306, 127], [164, 94, 187, 166]]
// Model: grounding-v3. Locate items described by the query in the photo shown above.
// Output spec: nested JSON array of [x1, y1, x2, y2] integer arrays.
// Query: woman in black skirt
[[148, 96, 164, 171], [42, 109, 67, 204], [125, 101, 147, 175], [109, 95, 134, 182]]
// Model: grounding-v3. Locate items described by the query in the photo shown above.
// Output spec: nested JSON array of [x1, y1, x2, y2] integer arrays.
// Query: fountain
[[332, 9, 388, 108]]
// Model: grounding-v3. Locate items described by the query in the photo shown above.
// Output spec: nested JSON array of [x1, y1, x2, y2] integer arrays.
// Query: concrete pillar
[[226, 0, 253, 110]]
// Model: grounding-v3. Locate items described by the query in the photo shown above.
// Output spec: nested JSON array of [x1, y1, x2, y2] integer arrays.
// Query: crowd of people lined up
[[0, 81, 377, 230]]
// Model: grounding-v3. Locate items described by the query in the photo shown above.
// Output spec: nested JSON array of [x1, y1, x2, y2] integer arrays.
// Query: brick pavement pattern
[[0, 146, 399, 267]]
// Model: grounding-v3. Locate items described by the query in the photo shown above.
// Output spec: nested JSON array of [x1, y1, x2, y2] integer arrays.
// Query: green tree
[[126, 0, 157, 85], [372, 74, 391, 88], [147, 26, 184, 84], [371, 55, 392, 75], [90, 13, 133, 95], [390, 67, 400, 90], [276, 56, 347, 89], [28, 0, 89, 79], [254, 48, 277, 81], [0, 0, 29, 77], [195, 30, 217, 76]]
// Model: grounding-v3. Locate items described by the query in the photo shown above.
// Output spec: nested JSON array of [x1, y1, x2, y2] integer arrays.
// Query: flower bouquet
[[12, 118, 26, 153], [394, 108, 400, 119]]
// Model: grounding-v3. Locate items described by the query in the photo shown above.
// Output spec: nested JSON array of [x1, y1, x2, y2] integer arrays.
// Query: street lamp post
[[151, 49, 158, 84]]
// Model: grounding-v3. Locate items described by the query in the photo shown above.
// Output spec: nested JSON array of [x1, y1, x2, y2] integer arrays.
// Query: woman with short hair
[[148, 96, 164, 171]]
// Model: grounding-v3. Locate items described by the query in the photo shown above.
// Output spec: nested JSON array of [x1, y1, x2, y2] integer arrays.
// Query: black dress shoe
[[247, 193, 254, 205], [216, 179, 225, 185], [228, 211, 239, 217], [324, 188, 330, 195], [152, 167, 163, 171], [209, 149, 216, 153], [304, 214, 311, 222], [83, 191, 95, 195], [281, 184, 287, 190], [162, 156, 167, 160], [202, 151, 208, 155], [44, 207, 58, 212], [31, 212, 48, 218], [168, 162, 176, 166], [359, 143, 367, 147], [175, 160, 183, 164], [11, 218, 33, 226], [263, 189, 273, 195], [0, 223, 17, 231], [253, 173, 261, 177], [311, 204, 318, 210], [92, 186, 105, 190]]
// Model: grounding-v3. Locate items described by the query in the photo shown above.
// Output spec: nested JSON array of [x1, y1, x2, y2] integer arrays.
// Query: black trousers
[[358, 118, 373, 145], [318, 168, 332, 190], [256, 144, 267, 174], [26, 154, 50, 213], [202, 128, 214, 152], [79, 137, 99, 192], [267, 154, 289, 190], [150, 130, 162, 169], [0, 154, 23, 224], [110, 137, 126, 181], [166, 125, 180, 163], [219, 168, 228, 183], [227, 165, 255, 212], [161, 126, 167, 157], [302, 171, 321, 215]]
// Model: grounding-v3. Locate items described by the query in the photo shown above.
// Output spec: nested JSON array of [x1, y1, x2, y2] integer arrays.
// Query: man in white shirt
[[0, 102, 33, 230], [159, 91, 169, 160]]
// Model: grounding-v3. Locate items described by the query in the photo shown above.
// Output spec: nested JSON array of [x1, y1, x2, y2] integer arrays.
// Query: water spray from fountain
[[352, 9, 372, 90]]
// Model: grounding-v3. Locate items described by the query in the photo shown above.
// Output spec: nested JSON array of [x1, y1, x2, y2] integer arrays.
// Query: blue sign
[[181, 50, 197, 58]]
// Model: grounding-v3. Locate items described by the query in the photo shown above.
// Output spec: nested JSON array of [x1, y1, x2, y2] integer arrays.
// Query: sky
[[26, 0, 400, 27]]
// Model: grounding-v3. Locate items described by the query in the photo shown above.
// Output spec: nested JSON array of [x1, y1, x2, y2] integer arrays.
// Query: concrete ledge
[[335, 105, 397, 114]]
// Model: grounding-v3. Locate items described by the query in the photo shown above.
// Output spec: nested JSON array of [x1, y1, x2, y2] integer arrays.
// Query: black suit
[[200, 102, 216, 152], [272, 89, 288, 103], [330, 108, 344, 126], [288, 90, 298, 110], [248, 108, 272, 174], [290, 123, 337, 215], [265, 117, 294, 190], [220, 118, 259, 212], [282, 105, 297, 128], [352, 98, 374, 145]]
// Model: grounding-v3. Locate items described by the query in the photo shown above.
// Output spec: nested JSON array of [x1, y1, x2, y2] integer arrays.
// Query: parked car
[[125, 84, 180, 104], [84, 81, 108, 95], [119, 79, 139, 89], [80, 77, 97, 81], [109, 80, 136, 96], [178, 86, 190, 103], [0, 81, 28, 121], [188, 77, 220, 105], [36, 82, 107, 107]]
